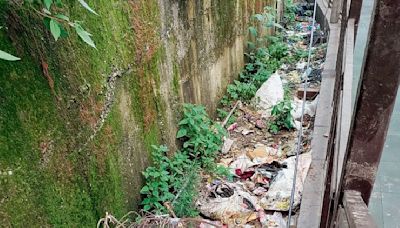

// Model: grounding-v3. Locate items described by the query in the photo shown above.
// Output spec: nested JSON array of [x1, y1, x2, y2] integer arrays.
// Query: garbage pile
[[196, 3, 327, 227]]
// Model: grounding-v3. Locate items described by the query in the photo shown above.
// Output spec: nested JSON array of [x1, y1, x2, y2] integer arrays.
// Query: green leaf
[[0, 50, 20, 61], [74, 24, 96, 48], [78, 0, 99, 15], [253, 14, 263, 21], [249, 26, 257, 36], [49, 19, 61, 41], [273, 22, 285, 30], [43, 0, 52, 10], [176, 128, 187, 138], [247, 41, 255, 49], [140, 186, 149, 194], [178, 119, 188, 125], [143, 204, 151, 211], [55, 14, 69, 21], [55, 0, 62, 6], [59, 24, 69, 38], [142, 198, 151, 204]]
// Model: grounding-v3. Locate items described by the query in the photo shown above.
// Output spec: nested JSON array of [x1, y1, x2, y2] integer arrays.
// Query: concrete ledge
[[343, 191, 377, 228], [297, 1, 341, 227]]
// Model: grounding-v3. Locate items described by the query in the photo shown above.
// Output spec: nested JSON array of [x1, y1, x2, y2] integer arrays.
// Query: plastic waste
[[262, 212, 287, 228], [197, 182, 260, 225], [291, 95, 319, 120], [260, 152, 312, 211], [247, 146, 278, 164], [229, 155, 255, 175], [254, 73, 284, 118]]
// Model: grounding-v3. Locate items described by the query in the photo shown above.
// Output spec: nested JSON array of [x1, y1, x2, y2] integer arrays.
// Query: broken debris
[[260, 152, 312, 211]]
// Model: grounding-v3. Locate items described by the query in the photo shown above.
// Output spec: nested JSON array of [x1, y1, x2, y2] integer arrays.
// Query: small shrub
[[269, 100, 294, 134], [141, 104, 227, 217], [284, 0, 297, 23], [177, 104, 226, 167], [140, 145, 201, 217]]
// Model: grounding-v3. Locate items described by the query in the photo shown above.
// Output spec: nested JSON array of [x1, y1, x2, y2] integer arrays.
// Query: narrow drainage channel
[[97, 1, 327, 227], [196, 2, 327, 227]]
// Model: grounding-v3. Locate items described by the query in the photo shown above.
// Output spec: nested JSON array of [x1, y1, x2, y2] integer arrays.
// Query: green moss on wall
[[213, 0, 237, 46], [172, 62, 180, 96], [0, 0, 274, 226], [0, 0, 163, 226]]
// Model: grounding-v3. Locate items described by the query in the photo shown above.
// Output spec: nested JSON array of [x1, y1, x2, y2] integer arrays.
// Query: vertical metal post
[[341, 0, 400, 204], [348, 0, 362, 23], [348, 0, 363, 37]]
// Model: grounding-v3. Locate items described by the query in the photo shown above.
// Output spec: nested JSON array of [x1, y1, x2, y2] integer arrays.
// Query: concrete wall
[[0, 0, 273, 226]]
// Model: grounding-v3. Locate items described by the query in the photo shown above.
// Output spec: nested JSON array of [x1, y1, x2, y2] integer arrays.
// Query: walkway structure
[[297, 0, 400, 227]]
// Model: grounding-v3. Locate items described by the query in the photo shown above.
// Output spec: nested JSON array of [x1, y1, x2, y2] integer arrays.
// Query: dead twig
[[222, 101, 242, 127], [163, 202, 177, 218], [97, 211, 223, 228]]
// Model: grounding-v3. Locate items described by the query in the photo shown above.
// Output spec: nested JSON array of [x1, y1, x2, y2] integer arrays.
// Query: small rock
[[220, 158, 234, 166], [255, 119, 266, 129], [247, 146, 269, 159], [242, 129, 254, 136], [296, 62, 307, 70], [221, 137, 234, 154], [227, 123, 238, 131], [254, 143, 266, 148], [244, 181, 256, 190]]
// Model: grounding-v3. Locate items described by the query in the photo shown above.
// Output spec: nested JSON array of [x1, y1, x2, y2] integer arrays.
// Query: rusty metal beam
[[341, 0, 400, 204]]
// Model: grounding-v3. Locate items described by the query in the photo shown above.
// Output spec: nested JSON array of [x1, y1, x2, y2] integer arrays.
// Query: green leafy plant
[[294, 48, 309, 60], [268, 41, 289, 60], [140, 145, 198, 216], [141, 104, 227, 217], [177, 104, 226, 167], [249, 6, 284, 33], [171, 169, 200, 217], [213, 164, 234, 181], [33, 0, 98, 47], [0, 50, 21, 61], [284, 0, 297, 24], [219, 5, 296, 106], [140, 145, 176, 213], [1, 0, 98, 61], [269, 100, 294, 134]]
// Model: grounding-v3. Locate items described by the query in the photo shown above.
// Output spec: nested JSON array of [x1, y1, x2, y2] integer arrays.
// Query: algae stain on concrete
[[117, 86, 150, 209]]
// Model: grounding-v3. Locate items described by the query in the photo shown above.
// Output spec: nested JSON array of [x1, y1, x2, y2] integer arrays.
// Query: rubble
[[260, 153, 312, 211], [197, 182, 260, 225]]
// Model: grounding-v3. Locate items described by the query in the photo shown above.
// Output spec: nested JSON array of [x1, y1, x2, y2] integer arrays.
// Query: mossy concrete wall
[[0, 0, 273, 226]]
